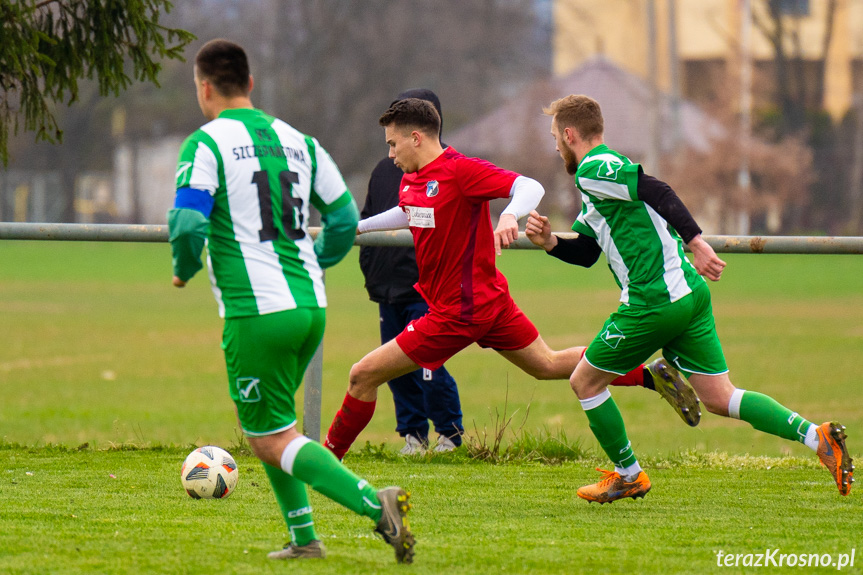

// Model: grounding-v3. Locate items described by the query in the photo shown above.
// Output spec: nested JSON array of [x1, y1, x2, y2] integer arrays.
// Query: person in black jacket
[[358, 89, 464, 454]]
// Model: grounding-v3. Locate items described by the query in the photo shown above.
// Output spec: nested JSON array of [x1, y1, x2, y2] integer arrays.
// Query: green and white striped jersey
[[175, 108, 352, 318], [571, 144, 704, 307]]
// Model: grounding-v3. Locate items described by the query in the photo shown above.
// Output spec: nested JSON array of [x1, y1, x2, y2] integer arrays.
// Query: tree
[[3, 0, 549, 223], [661, 95, 814, 235], [747, 0, 856, 232], [751, 0, 838, 138], [0, 0, 195, 166], [250, 0, 547, 177]]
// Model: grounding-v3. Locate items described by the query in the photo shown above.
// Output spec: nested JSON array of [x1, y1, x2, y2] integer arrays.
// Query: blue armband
[[174, 187, 215, 218]]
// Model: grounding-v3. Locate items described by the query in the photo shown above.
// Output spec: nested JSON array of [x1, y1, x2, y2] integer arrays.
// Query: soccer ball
[[180, 446, 239, 499]]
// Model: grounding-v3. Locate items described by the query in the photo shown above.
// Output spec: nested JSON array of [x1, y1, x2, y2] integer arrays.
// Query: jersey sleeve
[[455, 156, 519, 202], [167, 207, 209, 282], [307, 137, 352, 214], [547, 233, 602, 268], [170, 131, 218, 283], [175, 131, 220, 194], [636, 171, 702, 243], [315, 198, 360, 269], [571, 209, 597, 238]]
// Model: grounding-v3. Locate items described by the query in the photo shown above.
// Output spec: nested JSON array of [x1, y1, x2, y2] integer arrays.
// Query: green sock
[[734, 390, 812, 444], [580, 390, 638, 470], [284, 438, 382, 522], [262, 462, 317, 546]]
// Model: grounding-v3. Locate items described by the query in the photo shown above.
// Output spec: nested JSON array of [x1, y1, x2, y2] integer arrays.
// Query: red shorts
[[395, 297, 539, 370]]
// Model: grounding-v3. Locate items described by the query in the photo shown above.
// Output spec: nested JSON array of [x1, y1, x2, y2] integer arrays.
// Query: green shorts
[[584, 284, 728, 377], [222, 308, 325, 436]]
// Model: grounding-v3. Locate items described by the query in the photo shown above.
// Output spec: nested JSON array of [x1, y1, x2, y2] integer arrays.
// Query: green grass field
[[1, 241, 862, 573]]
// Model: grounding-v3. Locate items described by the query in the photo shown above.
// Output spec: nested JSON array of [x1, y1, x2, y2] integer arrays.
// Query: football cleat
[[374, 487, 415, 564], [577, 468, 651, 504], [816, 422, 853, 496], [267, 539, 326, 560], [646, 358, 701, 427]]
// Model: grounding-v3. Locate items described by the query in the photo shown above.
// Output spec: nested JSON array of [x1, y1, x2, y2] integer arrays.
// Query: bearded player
[[323, 98, 702, 460]]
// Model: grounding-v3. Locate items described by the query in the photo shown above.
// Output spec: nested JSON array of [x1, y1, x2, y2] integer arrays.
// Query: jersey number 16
[[252, 169, 304, 242]]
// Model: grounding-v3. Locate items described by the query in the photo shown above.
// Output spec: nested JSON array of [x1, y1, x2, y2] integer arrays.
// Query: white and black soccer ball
[[180, 446, 239, 499]]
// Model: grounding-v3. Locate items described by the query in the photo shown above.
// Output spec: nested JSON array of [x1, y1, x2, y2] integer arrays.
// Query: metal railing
[[3, 222, 862, 440], [2, 222, 863, 253]]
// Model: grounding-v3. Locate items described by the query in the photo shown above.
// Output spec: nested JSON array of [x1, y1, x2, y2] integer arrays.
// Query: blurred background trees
[[3, 0, 862, 235], [1, 0, 194, 221]]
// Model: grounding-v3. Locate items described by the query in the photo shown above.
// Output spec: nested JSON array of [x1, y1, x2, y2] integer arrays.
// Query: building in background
[[3, 1, 859, 232], [447, 57, 725, 226], [447, 0, 860, 234], [554, 0, 862, 121]]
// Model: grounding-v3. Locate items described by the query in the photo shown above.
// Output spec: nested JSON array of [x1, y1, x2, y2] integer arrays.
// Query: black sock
[[642, 367, 655, 390]]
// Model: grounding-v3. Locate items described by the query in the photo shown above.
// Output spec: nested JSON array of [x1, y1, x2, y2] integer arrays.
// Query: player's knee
[[246, 436, 279, 468], [348, 362, 366, 387], [690, 378, 733, 417], [568, 373, 582, 395], [348, 361, 377, 393]]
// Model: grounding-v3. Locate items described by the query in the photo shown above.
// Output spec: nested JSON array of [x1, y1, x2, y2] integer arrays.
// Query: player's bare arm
[[686, 234, 726, 281]]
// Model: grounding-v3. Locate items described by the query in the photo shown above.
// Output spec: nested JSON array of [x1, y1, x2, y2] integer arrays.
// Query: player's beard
[[562, 146, 578, 175]]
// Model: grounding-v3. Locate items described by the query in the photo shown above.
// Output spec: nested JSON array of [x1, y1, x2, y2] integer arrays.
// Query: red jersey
[[398, 147, 519, 323]]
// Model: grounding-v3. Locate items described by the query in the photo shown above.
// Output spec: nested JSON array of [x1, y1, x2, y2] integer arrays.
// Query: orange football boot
[[577, 468, 651, 504], [816, 422, 854, 496]]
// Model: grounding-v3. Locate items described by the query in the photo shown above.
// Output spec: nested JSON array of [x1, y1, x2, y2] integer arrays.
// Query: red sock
[[580, 349, 646, 387], [323, 392, 376, 460], [610, 365, 647, 387]]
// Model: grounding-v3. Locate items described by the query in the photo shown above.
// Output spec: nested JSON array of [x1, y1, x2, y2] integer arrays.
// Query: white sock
[[579, 388, 612, 411], [803, 424, 819, 451], [279, 436, 312, 475], [727, 389, 746, 419], [615, 461, 643, 482]]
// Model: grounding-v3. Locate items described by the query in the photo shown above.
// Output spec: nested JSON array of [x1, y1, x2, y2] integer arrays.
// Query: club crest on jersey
[[596, 158, 623, 181], [426, 180, 439, 197], [255, 128, 273, 142]]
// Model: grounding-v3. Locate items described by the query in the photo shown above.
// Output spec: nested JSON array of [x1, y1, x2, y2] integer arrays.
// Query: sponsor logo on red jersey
[[406, 206, 435, 228]]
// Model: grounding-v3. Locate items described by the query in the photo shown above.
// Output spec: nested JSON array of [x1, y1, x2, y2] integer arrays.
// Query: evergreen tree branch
[[0, 0, 195, 165]]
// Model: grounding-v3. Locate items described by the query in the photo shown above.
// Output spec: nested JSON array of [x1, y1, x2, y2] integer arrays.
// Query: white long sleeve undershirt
[[500, 176, 545, 220], [357, 175, 544, 234], [357, 205, 410, 234]]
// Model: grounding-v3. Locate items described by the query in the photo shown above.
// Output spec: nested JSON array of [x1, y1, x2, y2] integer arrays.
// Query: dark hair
[[395, 88, 443, 137], [543, 94, 604, 140], [378, 98, 441, 137], [195, 39, 251, 97]]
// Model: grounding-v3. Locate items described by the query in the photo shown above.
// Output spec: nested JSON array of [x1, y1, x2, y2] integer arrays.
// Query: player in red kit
[[324, 98, 700, 459]]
